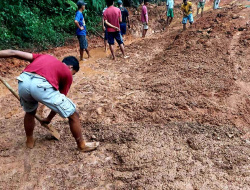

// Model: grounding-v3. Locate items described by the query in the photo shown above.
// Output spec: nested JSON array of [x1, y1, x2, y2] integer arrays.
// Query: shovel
[[0, 77, 60, 140]]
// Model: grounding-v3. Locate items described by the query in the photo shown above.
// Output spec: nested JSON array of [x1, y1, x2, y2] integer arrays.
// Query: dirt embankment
[[0, 1, 250, 190]]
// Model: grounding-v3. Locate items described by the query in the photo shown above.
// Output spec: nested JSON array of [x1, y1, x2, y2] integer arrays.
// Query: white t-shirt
[[166, 0, 174, 9]]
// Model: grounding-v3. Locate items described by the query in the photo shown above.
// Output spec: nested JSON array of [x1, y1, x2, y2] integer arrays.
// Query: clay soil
[[0, 1, 250, 189]]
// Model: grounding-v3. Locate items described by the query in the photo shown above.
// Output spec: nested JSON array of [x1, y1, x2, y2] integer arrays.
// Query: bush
[[0, 0, 106, 50], [0, 0, 151, 50]]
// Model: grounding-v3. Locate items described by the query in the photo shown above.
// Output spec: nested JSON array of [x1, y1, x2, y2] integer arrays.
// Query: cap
[[77, 1, 87, 7], [118, 0, 123, 5]]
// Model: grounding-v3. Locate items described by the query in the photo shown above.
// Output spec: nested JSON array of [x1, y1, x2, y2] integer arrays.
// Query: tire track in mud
[[226, 27, 250, 138]]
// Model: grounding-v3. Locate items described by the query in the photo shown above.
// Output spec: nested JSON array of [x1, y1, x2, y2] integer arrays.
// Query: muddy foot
[[26, 136, 35, 149], [78, 142, 100, 152]]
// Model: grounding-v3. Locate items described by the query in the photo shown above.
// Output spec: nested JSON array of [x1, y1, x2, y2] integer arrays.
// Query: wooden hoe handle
[[0, 77, 60, 140]]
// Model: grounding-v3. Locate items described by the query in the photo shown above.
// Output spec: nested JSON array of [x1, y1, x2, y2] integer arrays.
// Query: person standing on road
[[102, 6, 108, 52], [74, 1, 91, 61], [141, 0, 149, 38], [181, 0, 193, 31], [166, 0, 174, 26], [103, 0, 128, 60], [197, 0, 206, 17], [0, 49, 99, 151], [118, 0, 130, 39]]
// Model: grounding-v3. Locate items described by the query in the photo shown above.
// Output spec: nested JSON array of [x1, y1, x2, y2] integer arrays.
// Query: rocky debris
[[186, 137, 201, 150], [232, 14, 240, 19]]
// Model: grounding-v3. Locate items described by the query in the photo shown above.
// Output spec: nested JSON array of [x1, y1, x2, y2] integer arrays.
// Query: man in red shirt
[[103, 0, 128, 60], [141, 0, 149, 38], [0, 50, 99, 152]]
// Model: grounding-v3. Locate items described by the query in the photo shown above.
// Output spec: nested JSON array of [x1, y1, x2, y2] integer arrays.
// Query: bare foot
[[78, 141, 100, 152], [26, 136, 35, 149]]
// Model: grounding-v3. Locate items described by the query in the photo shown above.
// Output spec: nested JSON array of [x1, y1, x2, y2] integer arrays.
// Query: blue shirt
[[75, 11, 86, 36], [166, 0, 174, 9]]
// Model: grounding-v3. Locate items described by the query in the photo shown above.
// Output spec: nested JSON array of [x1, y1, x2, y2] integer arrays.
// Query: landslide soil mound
[[0, 2, 250, 190]]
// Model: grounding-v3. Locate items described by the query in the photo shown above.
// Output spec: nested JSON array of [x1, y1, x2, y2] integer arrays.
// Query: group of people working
[[0, 0, 223, 152], [166, 0, 221, 30], [75, 0, 222, 61], [75, 0, 130, 60], [75, 0, 149, 60]]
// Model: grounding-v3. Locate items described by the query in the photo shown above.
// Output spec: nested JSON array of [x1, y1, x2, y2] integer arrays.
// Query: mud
[[1, 1, 250, 189]]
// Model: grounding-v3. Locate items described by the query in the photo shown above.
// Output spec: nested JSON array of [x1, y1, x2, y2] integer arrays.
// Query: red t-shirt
[[23, 54, 73, 95], [103, 6, 121, 32]]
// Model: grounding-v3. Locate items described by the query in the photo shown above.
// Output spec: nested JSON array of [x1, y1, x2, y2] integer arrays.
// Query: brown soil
[[1, 1, 250, 189]]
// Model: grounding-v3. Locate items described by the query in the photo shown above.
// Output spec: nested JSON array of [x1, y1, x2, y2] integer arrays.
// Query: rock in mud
[[96, 107, 103, 115], [232, 14, 239, 19], [186, 137, 200, 150]]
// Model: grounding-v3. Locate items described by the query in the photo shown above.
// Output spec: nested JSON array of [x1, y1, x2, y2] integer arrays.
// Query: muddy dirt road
[[0, 1, 250, 189]]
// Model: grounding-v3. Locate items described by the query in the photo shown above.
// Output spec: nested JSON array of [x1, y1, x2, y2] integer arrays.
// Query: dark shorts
[[120, 23, 127, 36], [77, 35, 88, 50], [107, 32, 124, 45], [104, 30, 108, 40]]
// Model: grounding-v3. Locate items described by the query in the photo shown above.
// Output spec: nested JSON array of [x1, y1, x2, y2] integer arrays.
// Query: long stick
[[0, 77, 60, 140]]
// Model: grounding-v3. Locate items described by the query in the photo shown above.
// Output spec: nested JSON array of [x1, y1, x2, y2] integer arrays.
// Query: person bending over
[[0, 49, 99, 151]]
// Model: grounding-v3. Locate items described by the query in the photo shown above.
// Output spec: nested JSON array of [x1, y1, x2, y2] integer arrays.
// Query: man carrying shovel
[[0, 50, 99, 151]]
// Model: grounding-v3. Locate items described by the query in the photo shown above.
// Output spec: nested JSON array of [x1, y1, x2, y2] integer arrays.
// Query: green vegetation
[[0, 0, 149, 50], [0, 0, 107, 50]]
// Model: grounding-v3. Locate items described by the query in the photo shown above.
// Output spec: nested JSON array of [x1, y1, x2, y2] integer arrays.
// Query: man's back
[[24, 54, 72, 95], [119, 7, 129, 23], [141, 5, 148, 23], [103, 6, 121, 32]]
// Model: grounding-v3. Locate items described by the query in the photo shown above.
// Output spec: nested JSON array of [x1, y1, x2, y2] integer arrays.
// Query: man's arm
[[0, 50, 33, 61], [145, 13, 148, 24], [119, 15, 122, 23], [143, 7, 148, 24], [40, 110, 57, 125], [74, 20, 84, 30], [102, 17, 106, 31], [189, 5, 193, 12], [104, 20, 120, 31], [126, 9, 130, 27]]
